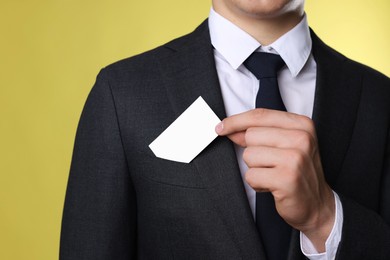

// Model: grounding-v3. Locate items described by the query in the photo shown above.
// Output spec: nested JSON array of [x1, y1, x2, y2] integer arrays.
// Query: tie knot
[[244, 52, 285, 79]]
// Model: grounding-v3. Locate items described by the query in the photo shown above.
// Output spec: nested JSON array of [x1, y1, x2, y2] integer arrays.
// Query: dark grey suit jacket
[[60, 20, 390, 259]]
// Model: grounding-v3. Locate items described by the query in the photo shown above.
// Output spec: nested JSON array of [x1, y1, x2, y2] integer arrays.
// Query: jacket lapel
[[287, 31, 363, 260], [311, 30, 363, 187], [157, 20, 265, 259]]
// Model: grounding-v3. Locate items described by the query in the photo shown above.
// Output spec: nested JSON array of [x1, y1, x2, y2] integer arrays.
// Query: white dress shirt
[[208, 8, 342, 259]]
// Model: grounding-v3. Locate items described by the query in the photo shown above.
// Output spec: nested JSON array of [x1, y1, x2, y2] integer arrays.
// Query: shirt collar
[[208, 8, 312, 77]]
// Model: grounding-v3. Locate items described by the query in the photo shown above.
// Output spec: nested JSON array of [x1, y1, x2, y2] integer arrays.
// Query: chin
[[234, 0, 304, 19]]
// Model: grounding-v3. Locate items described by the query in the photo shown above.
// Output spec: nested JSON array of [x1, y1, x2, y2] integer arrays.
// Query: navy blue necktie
[[244, 52, 291, 260]]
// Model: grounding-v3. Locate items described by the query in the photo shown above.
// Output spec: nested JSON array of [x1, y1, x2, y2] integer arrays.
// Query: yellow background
[[0, 1, 388, 259]]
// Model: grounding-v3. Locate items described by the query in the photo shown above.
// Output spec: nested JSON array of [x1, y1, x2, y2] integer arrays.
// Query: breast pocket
[[128, 149, 206, 189]]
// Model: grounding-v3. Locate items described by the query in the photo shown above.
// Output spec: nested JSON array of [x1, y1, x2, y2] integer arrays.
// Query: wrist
[[301, 187, 335, 252]]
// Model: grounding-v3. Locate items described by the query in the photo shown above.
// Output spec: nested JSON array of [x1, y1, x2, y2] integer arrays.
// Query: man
[[60, 0, 390, 259]]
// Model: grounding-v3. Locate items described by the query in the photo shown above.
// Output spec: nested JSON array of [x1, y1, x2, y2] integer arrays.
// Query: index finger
[[215, 108, 315, 136]]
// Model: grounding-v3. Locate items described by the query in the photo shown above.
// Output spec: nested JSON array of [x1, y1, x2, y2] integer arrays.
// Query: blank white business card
[[149, 96, 221, 163]]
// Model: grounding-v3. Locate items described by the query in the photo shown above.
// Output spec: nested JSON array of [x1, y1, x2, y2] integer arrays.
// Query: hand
[[215, 108, 335, 252]]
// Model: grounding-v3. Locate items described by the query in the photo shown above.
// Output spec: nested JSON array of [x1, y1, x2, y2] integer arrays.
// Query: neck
[[213, 4, 304, 45]]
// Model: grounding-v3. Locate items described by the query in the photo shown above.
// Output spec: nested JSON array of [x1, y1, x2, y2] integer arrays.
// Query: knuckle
[[294, 131, 313, 152], [282, 154, 303, 184], [245, 127, 257, 144], [299, 115, 315, 133], [253, 108, 266, 119], [245, 168, 257, 186], [286, 149, 306, 171], [245, 127, 254, 139], [242, 147, 252, 163]]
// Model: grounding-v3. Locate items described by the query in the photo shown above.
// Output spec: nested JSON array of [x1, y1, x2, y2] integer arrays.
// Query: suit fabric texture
[[60, 20, 390, 259]]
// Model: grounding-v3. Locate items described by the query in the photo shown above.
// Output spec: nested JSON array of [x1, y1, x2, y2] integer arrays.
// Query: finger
[[245, 127, 294, 147], [215, 108, 315, 137], [245, 167, 298, 200], [226, 131, 246, 147], [245, 167, 279, 193], [243, 146, 289, 168], [245, 127, 317, 156]]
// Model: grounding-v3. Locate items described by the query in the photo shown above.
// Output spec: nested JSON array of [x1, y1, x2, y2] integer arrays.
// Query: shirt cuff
[[300, 191, 343, 260]]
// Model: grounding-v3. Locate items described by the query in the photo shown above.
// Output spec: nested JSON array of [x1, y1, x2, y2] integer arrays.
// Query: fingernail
[[215, 121, 224, 134]]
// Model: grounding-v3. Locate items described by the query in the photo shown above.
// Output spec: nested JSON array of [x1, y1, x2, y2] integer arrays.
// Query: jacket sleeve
[[336, 129, 390, 259], [60, 69, 137, 259]]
